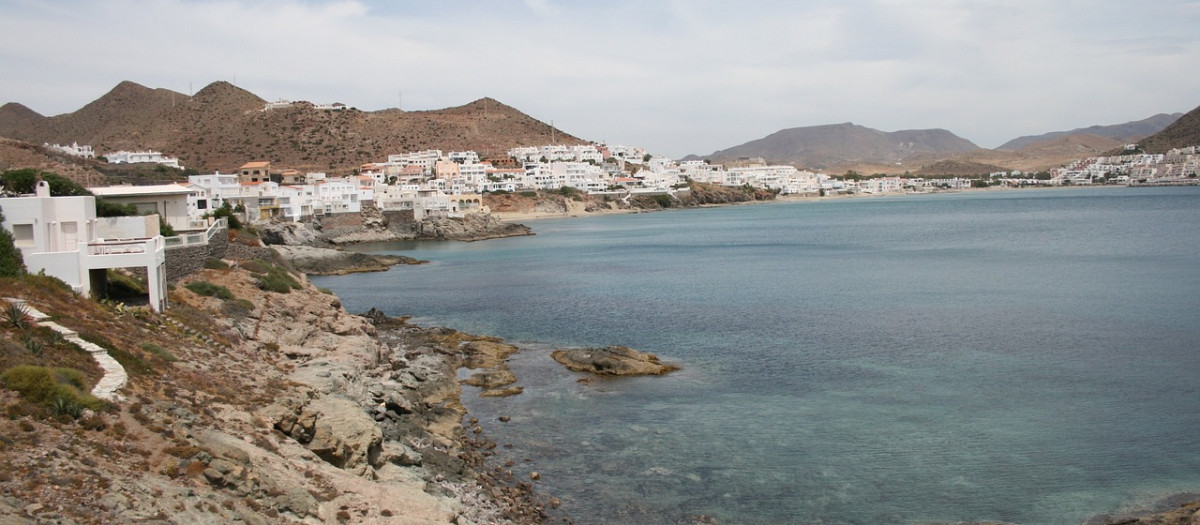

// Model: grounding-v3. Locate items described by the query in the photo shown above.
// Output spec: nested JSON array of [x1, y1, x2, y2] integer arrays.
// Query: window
[[12, 224, 34, 247]]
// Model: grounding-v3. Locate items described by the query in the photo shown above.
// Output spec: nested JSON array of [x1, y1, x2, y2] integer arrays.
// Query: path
[[4, 298, 127, 401]]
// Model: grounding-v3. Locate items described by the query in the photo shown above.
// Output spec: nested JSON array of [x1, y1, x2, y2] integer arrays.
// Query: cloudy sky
[[1, 0, 1198, 158]]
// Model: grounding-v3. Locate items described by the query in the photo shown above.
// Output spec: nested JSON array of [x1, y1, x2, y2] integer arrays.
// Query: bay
[[313, 187, 1200, 524]]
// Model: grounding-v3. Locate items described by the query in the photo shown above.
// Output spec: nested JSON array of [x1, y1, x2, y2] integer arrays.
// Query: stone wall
[[163, 228, 230, 283], [223, 242, 275, 263]]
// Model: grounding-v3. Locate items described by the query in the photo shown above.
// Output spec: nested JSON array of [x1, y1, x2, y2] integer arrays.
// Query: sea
[[312, 186, 1200, 525]]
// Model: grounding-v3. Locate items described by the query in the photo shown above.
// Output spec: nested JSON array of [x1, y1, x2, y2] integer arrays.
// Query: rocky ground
[[0, 254, 557, 524]]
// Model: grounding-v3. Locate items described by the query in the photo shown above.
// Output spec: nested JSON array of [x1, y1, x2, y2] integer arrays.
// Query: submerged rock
[[550, 345, 679, 376]]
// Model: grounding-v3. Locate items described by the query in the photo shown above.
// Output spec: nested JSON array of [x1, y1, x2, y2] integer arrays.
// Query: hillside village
[[30, 136, 1200, 230]]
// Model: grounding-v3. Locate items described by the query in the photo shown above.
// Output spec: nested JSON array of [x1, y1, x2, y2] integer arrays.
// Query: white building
[[0, 181, 168, 311], [105, 150, 183, 169], [89, 184, 200, 231], [45, 142, 95, 159], [188, 172, 241, 215]]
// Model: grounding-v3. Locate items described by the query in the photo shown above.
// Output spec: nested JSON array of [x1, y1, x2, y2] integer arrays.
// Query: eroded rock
[[551, 345, 680, 376]]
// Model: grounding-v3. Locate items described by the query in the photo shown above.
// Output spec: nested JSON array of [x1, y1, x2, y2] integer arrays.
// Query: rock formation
[[550, 345, 680, 376], [270, 244, 425, 275]]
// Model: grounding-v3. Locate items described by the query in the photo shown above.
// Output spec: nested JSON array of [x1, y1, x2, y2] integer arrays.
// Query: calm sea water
[[313, 187, 1200, 525]]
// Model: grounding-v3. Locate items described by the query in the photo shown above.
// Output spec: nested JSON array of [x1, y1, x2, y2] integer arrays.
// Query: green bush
[[0, 208, 26, 277], [518, 191, 538, 198], [95, 198, 137, 218], [140, 342, 178, 362], [0, 365, 105, 416], [0, 169, 90, 197], [203, 258, 230, 270], [254, 264, 301, 294], [185, 281, 234, 300], [212, 202, 243, 230]]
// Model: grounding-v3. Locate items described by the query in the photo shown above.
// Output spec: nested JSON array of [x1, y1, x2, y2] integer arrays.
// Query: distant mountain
[[998, 113, 1181, 151], [0, 81, 583, 174], [700, 122, 981, 169], [1132, 104, 1200, 154]]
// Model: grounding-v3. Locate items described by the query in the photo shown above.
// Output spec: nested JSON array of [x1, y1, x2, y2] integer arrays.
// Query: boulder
[[255, 220, 324, 246], [462, 369, 517, 389], [267, 396, 383, 477], [550, 346, 679, 376]]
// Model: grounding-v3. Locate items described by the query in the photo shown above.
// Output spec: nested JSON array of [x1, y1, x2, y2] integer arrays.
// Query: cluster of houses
[[1044, 146, 1200, 186], [41, 139, 1200, 231], [46, 143, 183, 169]]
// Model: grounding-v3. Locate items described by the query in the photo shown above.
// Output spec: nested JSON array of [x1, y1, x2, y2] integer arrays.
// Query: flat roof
[[88, 184, 196, 197]]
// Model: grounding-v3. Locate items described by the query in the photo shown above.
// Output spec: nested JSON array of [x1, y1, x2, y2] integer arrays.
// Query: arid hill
[[997, 113, 1181, 151], [695, 111, 1193, 176], [1130, 104, 1200, 154], [0, 81, 585, 175], [700, 122, 982, 169]]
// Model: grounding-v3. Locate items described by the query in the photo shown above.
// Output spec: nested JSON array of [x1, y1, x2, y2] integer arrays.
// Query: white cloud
[[0, 0, 1197, 157]]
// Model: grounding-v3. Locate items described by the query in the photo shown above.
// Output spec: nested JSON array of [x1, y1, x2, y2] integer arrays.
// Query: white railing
[[163, 218, 227, 248], [87, 237, 162, 256]]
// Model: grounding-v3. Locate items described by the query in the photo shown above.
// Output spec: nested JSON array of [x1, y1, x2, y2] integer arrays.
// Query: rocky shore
[[253, 208, 532, 275], [0, 257, 556, 524]]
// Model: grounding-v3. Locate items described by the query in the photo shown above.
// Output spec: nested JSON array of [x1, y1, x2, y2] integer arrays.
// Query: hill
[[0, 81, 584, 174], [700, 122, 982, 169], [1130, 104, 1200, 154], [997, 113, 1181, 151]]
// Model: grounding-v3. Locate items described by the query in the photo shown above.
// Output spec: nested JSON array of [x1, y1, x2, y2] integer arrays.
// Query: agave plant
[[5, 302, 31, 329], [51, 397, 84, 419], [21, 333, 42, 356]]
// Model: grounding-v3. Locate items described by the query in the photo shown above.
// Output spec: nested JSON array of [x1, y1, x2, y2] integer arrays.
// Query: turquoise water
[[313, 187, 1200, 524]]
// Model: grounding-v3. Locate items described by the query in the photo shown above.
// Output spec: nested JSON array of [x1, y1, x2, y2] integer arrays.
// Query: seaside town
[[37, 136, 1200, 231]]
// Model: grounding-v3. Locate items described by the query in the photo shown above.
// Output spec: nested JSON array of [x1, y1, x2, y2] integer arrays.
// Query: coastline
[[488, 185, 1118, 223], [336, 184, 1194, 525]]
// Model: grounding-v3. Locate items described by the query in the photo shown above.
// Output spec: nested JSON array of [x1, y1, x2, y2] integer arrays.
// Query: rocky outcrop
[[255, 220, 326, 247], [419, 214, 533, 241], [266, 396, 383, 477], [315, 206, 532, 245], [270, 244, 425, 275], [459, 340, 524, 397], [550, 345, 680, 376]]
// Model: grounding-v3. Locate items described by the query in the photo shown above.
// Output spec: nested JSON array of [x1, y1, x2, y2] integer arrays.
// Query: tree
[[212, 202, 243, 230], [1, 169, 89, 196], [0, 208, 26, 277]]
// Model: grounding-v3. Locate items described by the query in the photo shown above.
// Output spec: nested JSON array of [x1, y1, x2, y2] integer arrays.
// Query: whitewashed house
[[104, 150, 182, 169], [89, 184, 199, 231], [0, 181, 168, 311], [187, 172, 241, 216], [45, 142, 95, 159]]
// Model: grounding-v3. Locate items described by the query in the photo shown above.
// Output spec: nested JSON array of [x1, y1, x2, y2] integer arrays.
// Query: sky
[[1, 0, 1198, 159]]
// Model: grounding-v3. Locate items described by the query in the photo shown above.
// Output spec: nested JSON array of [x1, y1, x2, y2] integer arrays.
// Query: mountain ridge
[[0, 80, 584, 174], [696, 122, 982, 170], [997, 113, 1182, 151], [1130, 104, 1200, 154]]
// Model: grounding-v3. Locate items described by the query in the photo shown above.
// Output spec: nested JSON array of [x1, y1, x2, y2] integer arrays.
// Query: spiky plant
[[5, 302, 31, 329]]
